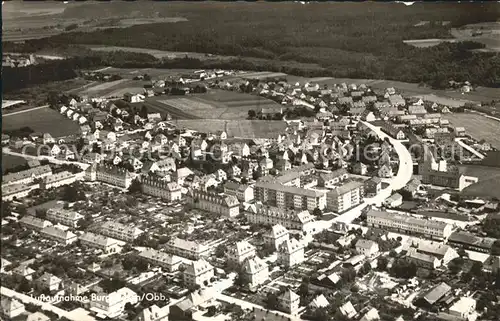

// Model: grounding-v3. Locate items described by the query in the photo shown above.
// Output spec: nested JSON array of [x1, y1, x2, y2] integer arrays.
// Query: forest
[[3, 2, 500, 89]]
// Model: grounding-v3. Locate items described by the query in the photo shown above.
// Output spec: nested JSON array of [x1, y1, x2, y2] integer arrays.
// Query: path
[[455, 138, 485, 159], [3, 105, 49, 117]]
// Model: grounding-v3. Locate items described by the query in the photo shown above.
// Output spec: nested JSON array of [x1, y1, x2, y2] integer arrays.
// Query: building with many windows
[[278, 289, 301, 315], [79, 232, 120, 254], [3, 184, 33, 201], [40, 171, 77, 189], [40, 226, 77, 245], [227, 240, 256, 267], [243, 257, 269, 290], [46, 208, 83, 228], [2, 165, 52, 186], [419, 160, 478, 191], [277, 238, 305, 268], [187, 189, 240, 217], [246, 205, 315, 230], [141, 176, 182, 202], [326, 180, 364, 213], [20, 215, 53, 231], [166, 237, 211, 260], [447, 231, 496, 253], [86, 164, 134, 189], [223, 182, 254, 203], [183, 259, 214, 288], [264, 224, 290, 250], [367, 210, 453, 240], [100, 221, 143, 242], [139, 248, 182, 272]]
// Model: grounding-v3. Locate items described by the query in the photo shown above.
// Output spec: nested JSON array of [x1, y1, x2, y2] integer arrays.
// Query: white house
[[355, 239, 379, 257], [183, 259, 214, 288], [243, 256, 269, 290]]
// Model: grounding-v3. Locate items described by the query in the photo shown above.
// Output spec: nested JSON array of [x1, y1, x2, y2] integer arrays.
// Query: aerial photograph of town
[[1, 1, 500, 321]]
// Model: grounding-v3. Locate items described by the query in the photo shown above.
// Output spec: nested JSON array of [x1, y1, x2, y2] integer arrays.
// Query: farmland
[[444, 113, 500, 149], [87, 46, 234, 60], [174, 119, 287, 139], [2, 107, 80, 138], [2, 154, 29, 174], [141, 89, 283, 120]]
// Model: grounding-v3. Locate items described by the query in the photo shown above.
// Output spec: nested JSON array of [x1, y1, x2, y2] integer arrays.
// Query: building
[[46, 208, 83, 228], [139, 248, 182, 272], [2, 165, 52, 186], [380, 122, 406, 140], [227, 240, 256, 266], [1, 297, 25, 319], [405, 247, 441, 269], [254, 179, 326, 211], [364, 177, 382, 196], [355, 239, 379, 257], [101, 221, 143, 242], [420, 161, 478, 191], [449, 297, 476, 320], [37, 273, 62, 292], [264, 224, 290, 250], [317, 168, 349, 188], [326, 180, 364, 213], [136, 304, 170, 321], [246, 205, 315, 230], [87, 164, 134, 189], [40, 171, 77, 189], [243, 257, 269, 290], [223, 182, 254, 203], [447, 231, 496, 253], [278, 238, 305, 267], [3, 184, 32, 201], [40, 226, 78, 245], [187, 189, 240, 217], [367, 210, 453, 240], [90, 287, 139, 319], [141, 177, 182, 202], [183, 259, 214, 288], [79, 232, 120, 254], [405, 240, 459, 265], [20, 216, 53, 231], [169, 289, 214, 321], [278, 289, 300, 315], [384, 193, 403, 208], [419, 282, 451, 307], [166, 237, 211, 260]]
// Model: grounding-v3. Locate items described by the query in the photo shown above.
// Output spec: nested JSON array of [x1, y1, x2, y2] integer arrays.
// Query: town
[[2, 67, 500, 321]]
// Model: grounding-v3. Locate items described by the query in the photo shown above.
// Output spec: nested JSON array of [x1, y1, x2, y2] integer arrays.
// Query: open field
[[76, 79, 146, 98], [444, 113, 500, 149], [174, 119, 287, 139], [88, 45, 234, 60], [80, 79, 129, 94], [2, 154, 29, 174], [2, 107, 80, 138], [142, 89, 283, 119]]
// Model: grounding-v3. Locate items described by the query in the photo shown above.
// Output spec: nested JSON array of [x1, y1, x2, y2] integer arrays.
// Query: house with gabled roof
[[183, 259, 214, 288]]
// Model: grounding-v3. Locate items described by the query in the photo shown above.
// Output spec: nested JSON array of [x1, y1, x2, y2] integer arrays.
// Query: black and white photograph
[[1, 1, 500, 320]]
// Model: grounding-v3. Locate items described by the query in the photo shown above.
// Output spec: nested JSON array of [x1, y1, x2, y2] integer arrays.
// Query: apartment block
[[166, 237, 211, 260], [187, 189, 239, 217], [326, 181, 364, 213], [277, 238, 305, 268], [79, 232, 120, 254], [138, 248, 182, 272], [46, 208, 83, 228], [141, 176, 182, 202], [246, 205, 315, 230], [183, 259, 214, 288], [367, 210, 453, 240], [227, 240, 256, 266], [101, 221, 143, 242], [243, 257, 269, 290]]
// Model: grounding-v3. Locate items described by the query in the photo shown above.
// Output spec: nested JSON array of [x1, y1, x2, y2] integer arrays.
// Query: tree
[[139, 105, 149, 119], [247, 109, 256, 119], [215, 244, 227, 258], [35, 208, 48, 219], [61, 185, 85, 202], [449, 257, 464, 275], [265, 293, 279, 310], [312, 207, 322, 217], [128, 178, 142, 194], [470, 261, 483, 277], [377, 256, 388, 271]]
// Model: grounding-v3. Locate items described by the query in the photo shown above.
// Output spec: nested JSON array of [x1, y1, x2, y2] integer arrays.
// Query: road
[[1, 287, 96, 321], [310, 121, 413, 226], [455, 138, 485, 160], [3, 105, 49, 117], [2, 147, 90, 171]]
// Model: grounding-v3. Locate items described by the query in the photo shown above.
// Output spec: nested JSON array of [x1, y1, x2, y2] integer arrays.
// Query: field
[[2, 107, 80, 138], [174, 119, 287, 139], [444, 113, 500, 149], [88, 46, 235, 60], [143, 89, 283, 119], [77, 79, 145, 98], [2, 154, 28, 174]]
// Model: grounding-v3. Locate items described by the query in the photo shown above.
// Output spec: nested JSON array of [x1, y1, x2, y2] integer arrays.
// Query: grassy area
[[2, 153, 28, 174], [174, 119, 287, 139], [445, 113, 500, 149], [3, 107, 80, 138]]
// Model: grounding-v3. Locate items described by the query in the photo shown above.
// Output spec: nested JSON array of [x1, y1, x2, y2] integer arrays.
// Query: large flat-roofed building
[[166, 237, 211, 260], [187, 189, 239, 217], [419, 161, 478, 191], [367, 210, 453, 240], [246, 205, 315, 230], [326, 180, 364, 213], [141, 176, 182, 202], [101, 221, 143, 242], [46, 208, 83, 228]]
